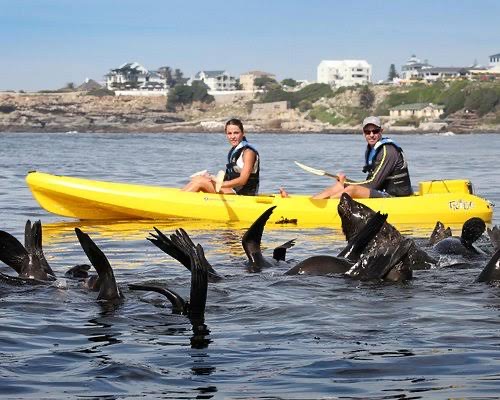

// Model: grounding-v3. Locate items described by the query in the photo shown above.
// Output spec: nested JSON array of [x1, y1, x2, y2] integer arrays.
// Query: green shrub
[[166, 82, 214, 111], [85, 88, 115, 97], [259, 83, 333, 108], [308, 106, 342, 125]]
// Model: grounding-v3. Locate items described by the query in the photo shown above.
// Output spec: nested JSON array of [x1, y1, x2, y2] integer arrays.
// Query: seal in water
[[487, 225, 500, 252], [345, 238, 414, 282], [337, 193, 437, 270], [475, 248, 500, 283], [74, 228, 123, 301], [285, 211, 387, 276], [148, 206, 295, 276], [432, 217, 486, 257], [241, 206, 295, 272], [0, 220, 56, 282]]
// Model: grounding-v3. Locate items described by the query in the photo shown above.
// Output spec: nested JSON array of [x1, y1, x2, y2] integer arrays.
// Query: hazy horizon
[[2, 0, 500, 91]]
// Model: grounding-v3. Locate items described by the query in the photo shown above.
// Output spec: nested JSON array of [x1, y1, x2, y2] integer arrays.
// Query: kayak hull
[[26, 171, 494, 228]]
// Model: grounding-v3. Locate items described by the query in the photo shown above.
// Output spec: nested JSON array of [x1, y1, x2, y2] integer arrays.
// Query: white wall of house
[[195, 71, 237, 91], [317, 60, 371, 87], [390, 105, 444, 119], [489, 53, 500, 72]]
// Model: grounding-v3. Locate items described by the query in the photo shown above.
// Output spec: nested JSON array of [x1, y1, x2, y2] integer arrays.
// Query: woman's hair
[[225, 118, 244, 133]]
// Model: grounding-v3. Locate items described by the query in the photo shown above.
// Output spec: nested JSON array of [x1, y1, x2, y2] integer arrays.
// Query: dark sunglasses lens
[[364, 128, 380, 135]]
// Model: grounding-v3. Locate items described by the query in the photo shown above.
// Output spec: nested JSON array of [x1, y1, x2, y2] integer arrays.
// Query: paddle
[[214, 170, 225, 192], [294, 161, 339, 180]]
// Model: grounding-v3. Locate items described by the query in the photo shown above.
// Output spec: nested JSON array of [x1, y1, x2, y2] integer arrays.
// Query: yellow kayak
[[26, 171, 494, 228]]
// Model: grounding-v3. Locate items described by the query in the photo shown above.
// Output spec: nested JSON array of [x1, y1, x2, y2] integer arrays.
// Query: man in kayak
[[182, 118, 260, 195], [280, 116, 413, 199]]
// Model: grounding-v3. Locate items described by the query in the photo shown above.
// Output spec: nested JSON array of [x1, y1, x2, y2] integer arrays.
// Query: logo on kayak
[[449, 199, 473, 211], [203, 196, 236, 203]]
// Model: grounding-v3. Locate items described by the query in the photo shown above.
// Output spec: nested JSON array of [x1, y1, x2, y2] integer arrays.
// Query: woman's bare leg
[[182, 176, 216, 193]]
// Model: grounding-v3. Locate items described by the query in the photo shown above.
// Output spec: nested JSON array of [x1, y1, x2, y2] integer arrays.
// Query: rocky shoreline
[[1, 91, 499, 134]]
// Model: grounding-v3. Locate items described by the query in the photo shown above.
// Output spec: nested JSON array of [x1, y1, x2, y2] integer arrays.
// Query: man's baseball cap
[[362, 116, 382, 128]]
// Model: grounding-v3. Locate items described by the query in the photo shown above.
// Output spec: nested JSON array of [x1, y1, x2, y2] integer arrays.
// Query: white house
[[317, 60, 371, 87], [193, 70, 237, 91], [400, 55, 433, 80], [389, 103, 444, 120], [418, 67, 471, 82], [105, 62, 167, 92]]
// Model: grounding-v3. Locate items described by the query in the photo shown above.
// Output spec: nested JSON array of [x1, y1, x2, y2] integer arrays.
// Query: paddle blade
[[215, 170, 225, 192], [294, 161, 326, 176]]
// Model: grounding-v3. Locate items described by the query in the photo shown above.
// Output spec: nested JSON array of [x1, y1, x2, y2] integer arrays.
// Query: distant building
[[105, 62, 166, 92], [251, 101, 290, 116], [389, 103, 444, 120], [418, 67, 471, 82], [400, 55, 432, 80], [317, 60, 371, 87], [489, 53, 500, 71], [239, 71, 276, 91], [193, 70, 237, 91]]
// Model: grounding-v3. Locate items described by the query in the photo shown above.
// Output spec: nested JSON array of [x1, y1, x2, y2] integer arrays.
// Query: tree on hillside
[[158, 66, 174, 86], [388, 64, 399, 81], [166, 81, 214, 112], [281, 78, 298, 88], [174, 68, 188, 85], [359, 85, 375, 109], [254, 76, 280, 91], [234, 79, 243, 90], [158, 66, 188, 87]]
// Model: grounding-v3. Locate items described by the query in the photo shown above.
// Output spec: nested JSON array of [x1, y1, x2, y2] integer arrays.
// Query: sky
[[2, 0, 500, 91]]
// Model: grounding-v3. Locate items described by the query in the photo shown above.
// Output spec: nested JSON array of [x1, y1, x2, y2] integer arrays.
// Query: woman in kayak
[[182, 118, 260, 195], [280, 116, 413, 199]]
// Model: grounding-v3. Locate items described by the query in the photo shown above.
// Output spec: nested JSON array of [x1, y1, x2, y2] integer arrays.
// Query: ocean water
[[0, 131, 499, 399]]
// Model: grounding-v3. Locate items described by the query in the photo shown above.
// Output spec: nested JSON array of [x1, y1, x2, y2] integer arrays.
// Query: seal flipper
[[460, 217, 486, 253], [188, 244, 208, 322], [242, 206, 276, 264], [129, 284, 186, 314], [30, 220, 56, 278], [74, 228, 123, 301], [0, 270, 49, 286], [428, 221, 452, 246], [148, 227, 191, 271], [148, 227, 221, 282], [0, 230, 29, 275], [338, 211, 388, 261], [476, 248, 500, 283], [272, 239, 296, 262], [487, 226, 500, 252], [128, 243, 208, 319]]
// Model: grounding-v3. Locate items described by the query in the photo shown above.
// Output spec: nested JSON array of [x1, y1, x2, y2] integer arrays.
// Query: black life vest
[[225, 138, 260, 195], [363, 138, 413, 197]]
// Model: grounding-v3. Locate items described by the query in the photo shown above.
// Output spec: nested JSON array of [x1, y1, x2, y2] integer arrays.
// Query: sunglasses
[[363, 128, 381, 135]]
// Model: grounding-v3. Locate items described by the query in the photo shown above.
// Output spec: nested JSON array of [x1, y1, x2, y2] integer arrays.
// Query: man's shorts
[[369, 189, 391, 198]]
